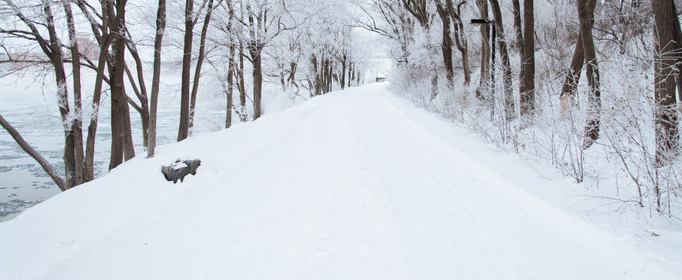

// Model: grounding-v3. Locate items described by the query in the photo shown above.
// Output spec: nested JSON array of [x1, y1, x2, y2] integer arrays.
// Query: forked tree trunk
[[578, 0, 601, 149], [74, 0, 111, 180], [446, 0, 471, 85]]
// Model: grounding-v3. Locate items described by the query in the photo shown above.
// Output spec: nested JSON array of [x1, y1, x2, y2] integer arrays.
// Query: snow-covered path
[[0, 84, 679, 279]]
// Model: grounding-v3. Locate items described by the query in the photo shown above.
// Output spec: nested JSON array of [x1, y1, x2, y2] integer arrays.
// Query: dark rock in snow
[[161, 158, 201, 183]]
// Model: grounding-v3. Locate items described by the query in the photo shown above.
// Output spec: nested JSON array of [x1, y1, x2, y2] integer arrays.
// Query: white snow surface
[[1, 84, 680, 279]]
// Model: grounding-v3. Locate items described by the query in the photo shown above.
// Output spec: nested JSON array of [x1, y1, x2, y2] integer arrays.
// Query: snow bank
[[0, 84, 680, 280]]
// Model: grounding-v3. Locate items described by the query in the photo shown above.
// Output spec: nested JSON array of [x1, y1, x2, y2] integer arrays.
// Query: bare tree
[[188, 0, 218, 134], [75, 0, 113, 180], [212, 0, 237, 128], [402, 0, 440, 98], [358, 0, 415, 66], [1, 0, 78, 188], [401, 0, 430, 27], [240, 0, 292, 120]]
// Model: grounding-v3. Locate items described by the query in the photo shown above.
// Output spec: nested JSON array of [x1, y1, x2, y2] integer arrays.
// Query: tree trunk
[[289, 61, 298, 88], [311, 54, 321, 96], [489, 0, 515, 120], [559, 31, 584, 111], [109, 0, 131, 170], [476, 0, 491, 100], [348, 62, 353, 88], [436, 2, 454, 88], [147, 0, 166, 158], [341, 56, 347, 90], [512, 0, 524, 52], [189, 0, 215, 134], [252, 47, 263, 120], [512, 0, 525, 97], [447, 0, 471, 85], [519, 0, 535, 117], [125, 47, 150, 149], [0, 113, 66, 191], [62, 0, 85, 185], [178, 0, 194, 141], [226, 0, 236, 129], [326, 59, 333, 93], [238, 39, 247, 121], [280, 65, 287, 91], [226, 46, 235, 128], [122, 88, 136, 161], [653, 0, 682, 167], [85, 31, 112, 181], [43, 2, 76, 189], [578, 0, 600, 149]]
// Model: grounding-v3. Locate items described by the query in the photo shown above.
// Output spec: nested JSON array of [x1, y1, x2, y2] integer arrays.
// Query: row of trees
[[362, 0, 682, 214], [0, 0, 370, 191]]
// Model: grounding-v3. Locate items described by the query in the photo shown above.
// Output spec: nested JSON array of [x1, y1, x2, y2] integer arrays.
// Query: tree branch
[[0, 113, 66, 191]]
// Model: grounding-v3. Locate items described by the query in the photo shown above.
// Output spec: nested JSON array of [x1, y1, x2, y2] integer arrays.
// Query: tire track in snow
[[355, 86, 676, 279]]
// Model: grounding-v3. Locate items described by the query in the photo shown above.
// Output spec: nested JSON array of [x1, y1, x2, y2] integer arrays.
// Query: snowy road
[[0, 84, 679, 279]]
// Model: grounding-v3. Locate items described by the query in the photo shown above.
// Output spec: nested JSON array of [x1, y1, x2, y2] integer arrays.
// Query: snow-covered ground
[[1, 83, 680, 279], [0, 64, 303, 221]]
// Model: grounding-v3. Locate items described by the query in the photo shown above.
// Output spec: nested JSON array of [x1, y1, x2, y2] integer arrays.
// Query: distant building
[[75, 34, 100, 61], [376, 73, 386, 82]]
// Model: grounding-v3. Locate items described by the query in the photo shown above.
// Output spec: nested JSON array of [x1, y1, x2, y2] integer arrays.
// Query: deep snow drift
[[1, 84, 680, 279]]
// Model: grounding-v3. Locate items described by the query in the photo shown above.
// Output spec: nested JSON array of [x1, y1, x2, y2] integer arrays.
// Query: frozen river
[[0, 66, 234, 221]]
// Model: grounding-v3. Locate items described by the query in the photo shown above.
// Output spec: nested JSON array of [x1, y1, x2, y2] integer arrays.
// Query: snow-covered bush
[[384, 1, 681, 217]]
